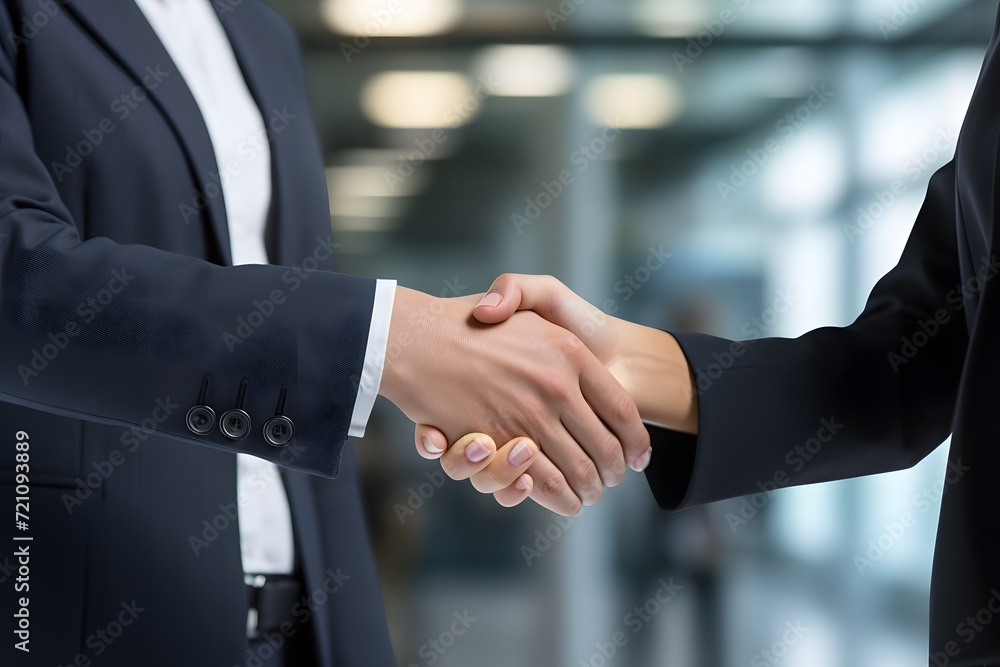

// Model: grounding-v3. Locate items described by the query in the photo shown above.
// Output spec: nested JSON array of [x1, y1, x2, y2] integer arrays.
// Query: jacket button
[[221, 409, 251, 440], [186, 405, 216, 436], [263, 416, 294, 447]]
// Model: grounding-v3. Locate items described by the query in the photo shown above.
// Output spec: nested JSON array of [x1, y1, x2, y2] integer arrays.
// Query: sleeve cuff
[[348, 279, 396, 438]]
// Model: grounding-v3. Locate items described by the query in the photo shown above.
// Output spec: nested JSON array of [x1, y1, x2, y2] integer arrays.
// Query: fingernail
[[422, 436, 443, 455], [508, 440, 534, 467], [477, 291, 502, 308], [466, 439, 491, 463], [631, 448, 652, 472], [516, 474, 533, 491]]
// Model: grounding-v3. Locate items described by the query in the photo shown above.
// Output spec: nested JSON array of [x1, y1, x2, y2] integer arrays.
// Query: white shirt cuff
[[348, 279, 396, 438]]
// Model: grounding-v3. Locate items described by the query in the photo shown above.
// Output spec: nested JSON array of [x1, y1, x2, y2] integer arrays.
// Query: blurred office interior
[[265, 0, 997, 664]]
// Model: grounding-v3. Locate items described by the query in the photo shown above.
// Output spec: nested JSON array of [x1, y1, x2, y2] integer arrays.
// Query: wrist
[[615, 324, 698, 434], [378, 285, 436, 406]]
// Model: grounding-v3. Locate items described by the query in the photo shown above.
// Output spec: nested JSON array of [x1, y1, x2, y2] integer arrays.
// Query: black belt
[[245, 573, 303, 640]]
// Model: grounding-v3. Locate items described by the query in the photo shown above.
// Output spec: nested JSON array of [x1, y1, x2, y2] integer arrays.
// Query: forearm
[[644, 162, 967, 510], [0, 223, 376, 476]]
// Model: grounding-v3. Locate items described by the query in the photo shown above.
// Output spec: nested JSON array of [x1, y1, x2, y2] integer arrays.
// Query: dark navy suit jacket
[[646, 6, 1000, 666], [0, 1, 395, 665]]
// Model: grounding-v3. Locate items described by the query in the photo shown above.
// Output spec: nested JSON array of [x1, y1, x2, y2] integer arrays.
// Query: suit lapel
[[64, 0, 234, 265]]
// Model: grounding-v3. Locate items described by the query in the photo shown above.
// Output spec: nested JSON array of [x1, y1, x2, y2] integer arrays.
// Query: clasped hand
[[380, 274, 698, 517]]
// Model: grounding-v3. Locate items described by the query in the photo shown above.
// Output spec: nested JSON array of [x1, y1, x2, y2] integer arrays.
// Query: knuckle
[[495, 272, 515, 287], [615, 391, 638, 425], [558, 331, 584, 358], [536, 372, 572, 403], [542, 274, 565, 294], [575, 457, 600, 489], [573, 458, 604, 505], [598, 433, 624, 465], [540, 472, 567, 499]]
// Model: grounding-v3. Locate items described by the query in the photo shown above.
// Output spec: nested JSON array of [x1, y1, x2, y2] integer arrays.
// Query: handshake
[[377, 273, 700, 516]]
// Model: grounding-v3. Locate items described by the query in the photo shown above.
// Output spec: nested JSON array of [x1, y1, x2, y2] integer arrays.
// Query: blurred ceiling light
[[320, 0, 462, 36], [360, 71, 476, 128], [329, 197, 406, 220], [326, 165, 411, 231], [474, 45, 575, 97], [631, 0, 707, 37], [332, 216, 400, 233], [583, 74, 683, 129], [326, 165, 412, 199]]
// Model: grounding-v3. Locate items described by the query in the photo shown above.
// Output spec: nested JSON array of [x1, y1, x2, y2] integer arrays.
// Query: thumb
[[474, 273, 570, 324], [472, 274, 527, 324], [413, 423, 450, 460], [474, 274, 604, 340]]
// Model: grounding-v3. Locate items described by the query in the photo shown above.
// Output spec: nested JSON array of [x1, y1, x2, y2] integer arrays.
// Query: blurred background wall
[[266, 0, 996, 664]]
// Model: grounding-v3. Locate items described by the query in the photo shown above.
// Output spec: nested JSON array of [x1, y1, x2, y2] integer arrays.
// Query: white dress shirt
[[135, 0, 394, 574]]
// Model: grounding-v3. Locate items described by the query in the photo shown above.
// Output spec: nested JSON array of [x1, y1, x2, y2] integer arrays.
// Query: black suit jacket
[[0, 1, 395, 665], [646, 6, 1000, 666]]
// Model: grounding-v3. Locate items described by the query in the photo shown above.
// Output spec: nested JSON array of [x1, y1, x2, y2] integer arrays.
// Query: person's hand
[[413, 274, 698, 512], [379, 286, 650, 511], [471, 273, 699, 431], [414, 426, 585, 513], [413, 431, 542, 509]]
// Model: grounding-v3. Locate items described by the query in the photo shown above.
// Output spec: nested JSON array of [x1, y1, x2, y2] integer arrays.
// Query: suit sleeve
[[0, 8, 372, 479], [644, 160, 970, 509]]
